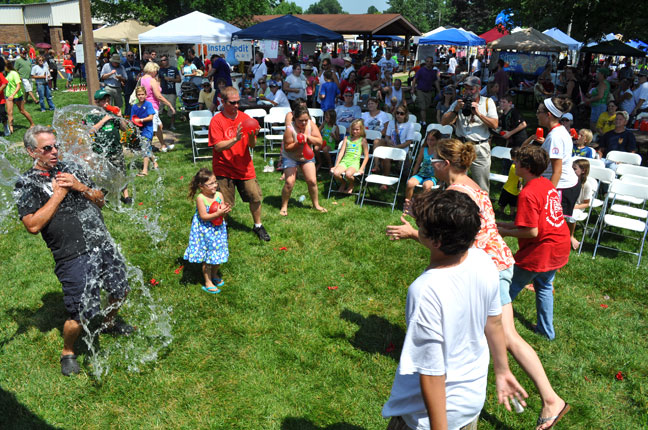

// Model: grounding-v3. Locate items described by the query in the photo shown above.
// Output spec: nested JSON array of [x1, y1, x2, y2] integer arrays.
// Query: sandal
[[536, 402, 570, 430], [136, 172, 148, 177], [60, 354, 80, 376], [212, 278, 225, 287], [202, 285, 221, 294], [102, 319, 135, 336]]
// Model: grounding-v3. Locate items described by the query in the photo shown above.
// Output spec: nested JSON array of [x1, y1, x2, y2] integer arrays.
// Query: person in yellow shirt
[[595, 100, 618, 135], [498, 147, 522, 217]]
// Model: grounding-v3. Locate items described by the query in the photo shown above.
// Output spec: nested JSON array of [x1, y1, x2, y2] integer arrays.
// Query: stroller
[[180, 78, 201, 112]]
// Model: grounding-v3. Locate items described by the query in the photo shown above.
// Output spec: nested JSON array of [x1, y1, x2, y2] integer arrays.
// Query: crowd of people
[[11, 39, 648, 430]]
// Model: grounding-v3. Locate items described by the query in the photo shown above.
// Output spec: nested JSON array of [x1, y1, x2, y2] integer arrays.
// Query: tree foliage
[[367, 6, 381, 14], [386, 0, 455, 33], [486, 0, 648, 42], [91, 0, 278, 26], [272, 1, 303, 14], [449, 0, 496, 34], [305, 0, 347, 14]]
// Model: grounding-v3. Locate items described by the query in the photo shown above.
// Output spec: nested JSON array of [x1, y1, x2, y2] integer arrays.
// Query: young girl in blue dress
[[183, 168, 231, 294]]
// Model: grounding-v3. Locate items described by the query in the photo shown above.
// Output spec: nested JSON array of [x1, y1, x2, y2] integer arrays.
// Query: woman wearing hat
[[140, 61, 176, 152], [584, 68, 611, 131]]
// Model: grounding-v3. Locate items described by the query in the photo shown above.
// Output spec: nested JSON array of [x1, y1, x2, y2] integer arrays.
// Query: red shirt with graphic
[[514, 177, 570, 272], [0, 73, 8, 104], [208, 111, 256, 180]]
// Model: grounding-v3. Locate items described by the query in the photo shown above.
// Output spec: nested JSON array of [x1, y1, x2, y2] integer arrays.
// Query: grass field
[[1, 85, 647, 430]]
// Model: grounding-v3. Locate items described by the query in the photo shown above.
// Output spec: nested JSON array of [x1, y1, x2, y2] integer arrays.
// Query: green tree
[[272, 1, 303, 14], [386, 0, 455, 33], [305, 0, 347, 14], [449, 0, 496, 34], [91, 0, 277, 26], [367, 6, 380, 13], [488, 0, 648, 42]]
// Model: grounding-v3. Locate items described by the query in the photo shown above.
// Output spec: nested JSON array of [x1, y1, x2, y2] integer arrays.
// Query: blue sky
[[292, 0, 391, 14]]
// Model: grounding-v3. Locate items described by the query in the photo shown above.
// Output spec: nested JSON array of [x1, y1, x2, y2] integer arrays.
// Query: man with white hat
[[100, 54, 127, 109], [341, 56, 355, 81], [441, 76, 499, 192]]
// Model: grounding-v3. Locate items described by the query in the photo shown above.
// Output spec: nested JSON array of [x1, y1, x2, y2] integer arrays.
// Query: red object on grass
[[327, 286, 338, 290], [138, 202, 143, 206], [207, 203, 224, 226], [105, 104, 120, 115], [241, 117, 260, 134], [279, 246, 288, 251], [174, 265, 184, 274], [131, 115, 143, 127], [616, 371, 624, 380], [600, 304, 608, 308], [150, 278, 159, 286], [180, 176, 184, 180], [536, 128, 544, 139]]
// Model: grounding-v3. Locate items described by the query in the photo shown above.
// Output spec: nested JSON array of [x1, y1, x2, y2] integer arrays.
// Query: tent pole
[[138, 42, 142, 60]]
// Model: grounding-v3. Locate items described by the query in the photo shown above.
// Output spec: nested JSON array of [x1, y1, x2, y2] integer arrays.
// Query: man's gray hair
[[617, 111, 629, 121], [24, 125, 55, 150]]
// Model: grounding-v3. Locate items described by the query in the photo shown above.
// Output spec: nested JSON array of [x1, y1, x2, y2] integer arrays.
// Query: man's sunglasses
[[227, 100, 240, 105], [39, 144, 59, 152]]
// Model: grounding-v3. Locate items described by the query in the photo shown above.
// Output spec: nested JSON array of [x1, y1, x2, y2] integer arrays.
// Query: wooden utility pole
[[79, 0, 99, 104]]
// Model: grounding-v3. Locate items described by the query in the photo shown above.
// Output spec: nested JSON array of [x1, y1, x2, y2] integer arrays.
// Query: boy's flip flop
[[202, 286, 221, 294], [212, 278, 225, 287]]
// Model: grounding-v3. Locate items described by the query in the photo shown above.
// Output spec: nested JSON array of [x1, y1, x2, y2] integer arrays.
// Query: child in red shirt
[[497, 145, 570, 340], [63, 54, 74, 89]]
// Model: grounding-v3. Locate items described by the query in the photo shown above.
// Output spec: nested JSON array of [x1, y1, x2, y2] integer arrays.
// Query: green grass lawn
[[1, 84, 647, 429]]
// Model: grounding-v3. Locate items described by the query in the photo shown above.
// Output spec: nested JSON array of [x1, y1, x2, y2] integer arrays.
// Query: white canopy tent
[[138, 11, 240, 45]]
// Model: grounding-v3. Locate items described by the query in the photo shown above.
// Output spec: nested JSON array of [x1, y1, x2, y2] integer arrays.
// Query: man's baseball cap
[[561, 112, 574, 121], [268, 80, 279, 87], [110, 53, 121, 63], [464, 76, 481, 87], [94, 89, 110, 100], [344, 87, 354, 94]]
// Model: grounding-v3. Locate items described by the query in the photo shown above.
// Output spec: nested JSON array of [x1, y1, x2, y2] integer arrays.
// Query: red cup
[[536, 128, 544, 139], [499, 131, 506, 136]]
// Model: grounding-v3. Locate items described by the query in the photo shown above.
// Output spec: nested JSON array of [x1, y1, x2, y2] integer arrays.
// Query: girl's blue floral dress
[[183, 193, 229, 264]]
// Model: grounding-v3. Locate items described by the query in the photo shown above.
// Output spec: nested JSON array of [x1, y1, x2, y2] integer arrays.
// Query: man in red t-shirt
[[0, 72, 8, 136], [497, 145, 570, 340], [208, 86, 270, 241], [357, 57, 379, 83]]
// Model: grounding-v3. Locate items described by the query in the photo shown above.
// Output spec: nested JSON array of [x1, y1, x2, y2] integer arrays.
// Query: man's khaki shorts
[[216, 177, 263, 206], [416, 89, 434, 111], [160, 94, 177, 117]]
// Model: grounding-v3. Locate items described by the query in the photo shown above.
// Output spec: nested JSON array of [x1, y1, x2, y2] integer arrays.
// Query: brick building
[[0, 0, 103, 47]]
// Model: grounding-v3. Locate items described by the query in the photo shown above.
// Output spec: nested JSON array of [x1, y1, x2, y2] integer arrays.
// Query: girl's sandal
[[202, 286, 221, 294], [136, 171, 148, 177]]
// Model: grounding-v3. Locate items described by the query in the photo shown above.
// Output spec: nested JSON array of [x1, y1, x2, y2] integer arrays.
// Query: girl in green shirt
[[5, 61, 34, 135]]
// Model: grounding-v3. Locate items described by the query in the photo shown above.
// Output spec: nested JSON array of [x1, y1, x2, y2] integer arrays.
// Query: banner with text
[[206, 41, 253, 62], [499, 51, 550, 76]]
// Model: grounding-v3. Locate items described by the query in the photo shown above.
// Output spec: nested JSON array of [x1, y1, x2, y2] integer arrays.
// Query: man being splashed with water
[[14, 125, 133, 376]]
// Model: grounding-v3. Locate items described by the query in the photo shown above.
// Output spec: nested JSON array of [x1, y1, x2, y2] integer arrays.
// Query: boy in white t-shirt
[[383, 189, 527, 430]]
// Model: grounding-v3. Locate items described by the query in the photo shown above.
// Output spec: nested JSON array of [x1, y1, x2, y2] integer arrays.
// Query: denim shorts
[[281, 151, 315, 169]]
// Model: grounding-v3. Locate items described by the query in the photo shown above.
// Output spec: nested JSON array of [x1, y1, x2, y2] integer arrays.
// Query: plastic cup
[[536, 128, 544, 139]]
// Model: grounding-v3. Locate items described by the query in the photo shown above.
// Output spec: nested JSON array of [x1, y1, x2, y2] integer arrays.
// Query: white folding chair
[[412, 122, 422, 133], [426, 123, 453, 137], [616, 164, 648, 178], [308, 108, 324, 125], [408, 114, 417, 124], [606, 150, 642, 166], [190, 116, 213, 163], [365, 129, 382, 152], [592, 180, 648, 267], [263, 112, 286, 161], [327, 146, 366, 202], [269, 106, 291, 117], [360, 146, 408, 212], [572, 156, 605, 169], [188, 110, 213, 119], [489, 146, 512, 184], [581, 166, 616, 243], [337, 125, 346, 138]]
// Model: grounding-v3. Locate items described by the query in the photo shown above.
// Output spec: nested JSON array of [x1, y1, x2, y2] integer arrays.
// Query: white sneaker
[[167, 144, 175, 151], [160, 147, 168, 153]]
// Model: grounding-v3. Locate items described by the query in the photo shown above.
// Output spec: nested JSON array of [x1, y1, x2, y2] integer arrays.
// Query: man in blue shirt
[[158, 55, 181, 130], [122, 51, 141, 116]]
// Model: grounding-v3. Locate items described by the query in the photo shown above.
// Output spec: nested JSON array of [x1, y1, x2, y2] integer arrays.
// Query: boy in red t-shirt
[[0, 72, 9, 136], [497, 145, 570, 340], [63, 54, 74, 89]]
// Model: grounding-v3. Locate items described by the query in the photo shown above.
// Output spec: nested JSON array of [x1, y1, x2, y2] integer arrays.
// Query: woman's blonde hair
[[436, 138, 476, 171], [143, 61, 159, 74]]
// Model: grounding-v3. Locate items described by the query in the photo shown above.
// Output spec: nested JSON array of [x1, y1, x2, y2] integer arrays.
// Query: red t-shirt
[[0, 73, 7, 104], [63, 59, 74, 74], [358, 64, 380, 81], [208, 111, 256, 180], [514, 177, 570, 272]]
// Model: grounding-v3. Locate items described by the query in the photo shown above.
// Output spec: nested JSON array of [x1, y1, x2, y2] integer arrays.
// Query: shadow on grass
[[0, 387, 62, 430], [2, 291, 97, 356], [281, 417, 366, 430], [340, 309, 404, 361], [512, 308, 537, 334], [479, 410, 514, 430]]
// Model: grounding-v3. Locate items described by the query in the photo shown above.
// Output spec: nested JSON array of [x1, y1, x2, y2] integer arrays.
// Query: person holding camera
[[441, 76, 498, 192]]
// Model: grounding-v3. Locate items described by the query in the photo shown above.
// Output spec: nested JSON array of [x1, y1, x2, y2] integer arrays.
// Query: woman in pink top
[[387, 139, 568, 430], [141, 61, 176, 152]]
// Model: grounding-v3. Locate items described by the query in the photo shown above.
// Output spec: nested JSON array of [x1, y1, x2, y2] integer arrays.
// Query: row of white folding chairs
[[189, 110, 214, 163]]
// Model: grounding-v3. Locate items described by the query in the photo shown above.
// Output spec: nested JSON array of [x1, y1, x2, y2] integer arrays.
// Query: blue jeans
[[36, 82, 55, 110], [509, 265, 558, 340]]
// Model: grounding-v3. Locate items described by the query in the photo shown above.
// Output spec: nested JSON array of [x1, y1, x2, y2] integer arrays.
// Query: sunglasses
[[258, 81, 266, 84], [39, 144, 59, 153], [227, 100, 240, 105], [395, 112, 407, 116]]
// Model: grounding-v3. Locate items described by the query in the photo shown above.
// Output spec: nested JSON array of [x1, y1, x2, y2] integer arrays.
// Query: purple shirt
[[211, 57, 232, 86], [414, 66, 438, 92]]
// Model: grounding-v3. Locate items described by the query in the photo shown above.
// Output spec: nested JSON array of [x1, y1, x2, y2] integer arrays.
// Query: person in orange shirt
[[63, 54, 74, 89]]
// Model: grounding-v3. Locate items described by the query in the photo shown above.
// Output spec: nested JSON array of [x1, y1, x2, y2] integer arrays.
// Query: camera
[[461, 96, 473, 116]]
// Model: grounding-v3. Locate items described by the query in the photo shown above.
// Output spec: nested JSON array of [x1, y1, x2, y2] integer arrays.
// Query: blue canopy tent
[[627, 40, 648, 52], [418, 28, 485, 46], [542, 28, 582, 50], [357, 35, 405, 42], [232, 14, 343, 42]]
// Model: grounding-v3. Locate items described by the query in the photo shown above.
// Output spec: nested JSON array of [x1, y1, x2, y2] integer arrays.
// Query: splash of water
[[1, 105, 173, 380]]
